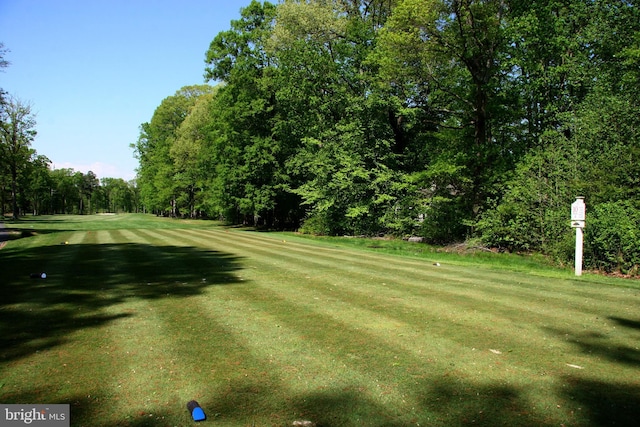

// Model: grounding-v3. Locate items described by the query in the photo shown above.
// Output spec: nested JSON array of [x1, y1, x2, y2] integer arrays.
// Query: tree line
[[4, 1, 639, 274], [134, 0, 640, 273], [0, 43, 139, 217], [0, 153, 139, 216]]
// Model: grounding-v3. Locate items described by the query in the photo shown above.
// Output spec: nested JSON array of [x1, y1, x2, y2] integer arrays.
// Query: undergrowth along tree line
[[134, 0, 640, 274]]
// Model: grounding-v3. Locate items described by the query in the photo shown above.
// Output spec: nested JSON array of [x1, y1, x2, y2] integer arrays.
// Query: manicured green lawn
[[1, 214, 639, 426]]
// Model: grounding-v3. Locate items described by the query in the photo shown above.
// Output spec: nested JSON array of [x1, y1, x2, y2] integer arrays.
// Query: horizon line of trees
[[0, 159, 140, 216], [134, 0, 640, 273]]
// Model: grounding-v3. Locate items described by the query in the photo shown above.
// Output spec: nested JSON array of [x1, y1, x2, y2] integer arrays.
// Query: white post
[[571, 197, 586, 277], [575, 226, 583, 276]]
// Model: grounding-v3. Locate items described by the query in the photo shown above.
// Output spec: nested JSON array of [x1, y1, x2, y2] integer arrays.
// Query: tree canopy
[[130, 0, 640, 273], [0, 0, 640, 273], [6, 1, 639, 274]]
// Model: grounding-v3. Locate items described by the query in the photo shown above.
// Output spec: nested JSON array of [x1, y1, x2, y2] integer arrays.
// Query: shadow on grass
[[543, 326, 640, 368], [0, 389, 193, 427], [414, 377, 639, 426], [203, 377, 555, 427], [0, 226, 44, 245], [285, 389, 408, 427], [5, 377, 638, 427], [561, 377, 640, 427], [0, 241, 244, 362], [0, 222, 73, 242], [610, 316, 640, 330], [194, 376, 413, 427], [2, 234, 639, 426], [540, 325, 640, 426], [412, 381, 548, 426]]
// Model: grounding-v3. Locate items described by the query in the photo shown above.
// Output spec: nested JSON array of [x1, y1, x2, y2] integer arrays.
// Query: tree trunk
[[11, 164, 19, 219]]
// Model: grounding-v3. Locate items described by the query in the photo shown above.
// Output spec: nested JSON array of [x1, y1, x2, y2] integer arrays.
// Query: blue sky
[[0, 0, 255, 181]]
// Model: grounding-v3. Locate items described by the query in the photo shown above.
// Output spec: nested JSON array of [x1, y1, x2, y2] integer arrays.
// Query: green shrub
[[476, 133, 578, 254], [298, 213, 334, 236], [585, 201, 640, 275]]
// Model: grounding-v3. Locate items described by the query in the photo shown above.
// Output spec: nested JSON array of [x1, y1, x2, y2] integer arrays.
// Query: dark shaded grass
[[0, 228, 243, 363]]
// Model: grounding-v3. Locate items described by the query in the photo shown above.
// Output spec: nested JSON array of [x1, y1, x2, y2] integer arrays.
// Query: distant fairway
[[1, 215, 639, 426]]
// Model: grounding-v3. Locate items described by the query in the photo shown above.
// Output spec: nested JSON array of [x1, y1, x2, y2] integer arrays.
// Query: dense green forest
[[3, 1, 640, 274], [133, 0, 640, 273], [0, 153, 139, 216]]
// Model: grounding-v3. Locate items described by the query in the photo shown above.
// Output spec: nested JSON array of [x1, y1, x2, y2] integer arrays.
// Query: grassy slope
[[1, 215, 639, 426]]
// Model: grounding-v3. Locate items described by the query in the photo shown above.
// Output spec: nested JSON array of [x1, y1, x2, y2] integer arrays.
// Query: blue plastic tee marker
[[187, 400, 206, 421]]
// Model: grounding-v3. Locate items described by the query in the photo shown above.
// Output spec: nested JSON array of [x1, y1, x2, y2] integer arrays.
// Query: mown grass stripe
[[135, 231, 544, 422], [171, 228, 640, 388], [227, 260, 566, 379], [168, 228, 639, 357], [63, 228, 234, 425], [159, 232, 592, 420], [174, 228, 628, 347], [177, 228, 597, 302], [3, 216, 639, 426], [217, 280, 560, 425]]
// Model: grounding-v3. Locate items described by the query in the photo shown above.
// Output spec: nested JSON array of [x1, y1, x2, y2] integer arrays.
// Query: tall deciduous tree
[[374, 0, 512, 239], [23, 154, 51, 215], [125, 0, 640, 270], [0, 96, 37, 218], [204, 0, 296, 226], [133, 85, 214, 216], [270, 0, 401, 235], [477, 0, 640, 267], [49, 168, 77, 214], [507, 0, 595, 143], [101, 177, 136, 213], [170, 90, 217, 218]]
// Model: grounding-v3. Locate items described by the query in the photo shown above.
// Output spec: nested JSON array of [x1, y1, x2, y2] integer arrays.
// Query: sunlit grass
[[279, 233, 564, 274], [1, 215, 639, 426]]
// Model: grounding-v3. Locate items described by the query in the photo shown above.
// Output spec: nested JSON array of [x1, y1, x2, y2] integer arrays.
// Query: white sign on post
[[571, 197, 585, 276], [571, 197, 586, 221]]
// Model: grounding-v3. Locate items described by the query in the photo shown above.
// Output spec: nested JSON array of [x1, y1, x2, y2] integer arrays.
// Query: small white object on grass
[[566, 363, 584, 369], [434, 262, 441, 266], [40, 273, 47, 279]]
